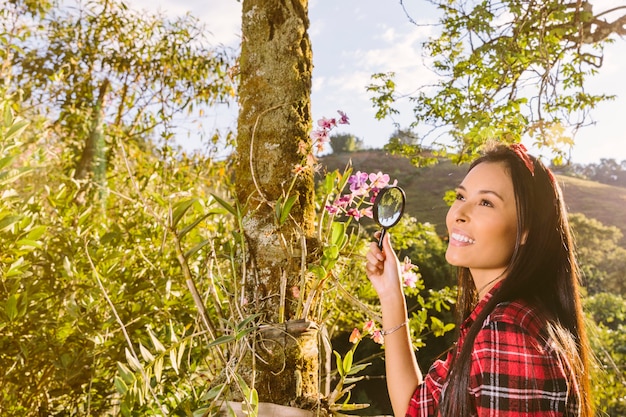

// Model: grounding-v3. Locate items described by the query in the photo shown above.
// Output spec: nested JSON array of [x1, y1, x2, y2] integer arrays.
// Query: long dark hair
[[439, 143, 593, 417]]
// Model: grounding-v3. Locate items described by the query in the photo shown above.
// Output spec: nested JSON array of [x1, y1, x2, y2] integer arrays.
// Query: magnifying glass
[[372, 185, 406, 249]]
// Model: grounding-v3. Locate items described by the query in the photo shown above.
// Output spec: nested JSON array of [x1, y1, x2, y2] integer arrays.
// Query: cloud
[[129, 0, 241, 46]]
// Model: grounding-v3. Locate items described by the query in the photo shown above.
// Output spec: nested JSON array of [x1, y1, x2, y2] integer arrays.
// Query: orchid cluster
[[350, 320, 385, 345], [324, 171, 396, 221], [293, 110, 349, 175], [300, 112, 421, 347]]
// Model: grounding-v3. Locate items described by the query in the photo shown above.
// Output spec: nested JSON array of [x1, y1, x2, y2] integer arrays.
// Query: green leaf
[[211, 193, 237, 216], [153, 357, 163, 383], [125, 348, 142, 372], [0, 155, 16, 172], [308, 264, 326, 280], [207, 334, 235, 348], [235, 326, 256, 341], [0, 215, 21, 231], [278, 194, 298, 225], [177, 340, 186, 371], [117, 362, 135, 384], [5, 119, 29, 142], [330, 222, 347, 247], [343, 350, 354, 374], [114, 376, 129, 395], [77, 207, 93, 227], [200, 383, 224, 401], [25, 225, 47, 241], [148, 328, 166, 352], [139, 343, 154, 363], [347, 362, 370, 376], [5, 294, 18, 321], [16, 239, 42, 250], [184, 239, 211, 258], [333, 351, 344, 377], [170, 347, 179, 375], [321, 170, 338, 194], [236, 313, 261, 332], [171, 198, 197, 227], [6, 257, 26, 277], [336, 403, 370, 411], [178, 213, 210, 238]]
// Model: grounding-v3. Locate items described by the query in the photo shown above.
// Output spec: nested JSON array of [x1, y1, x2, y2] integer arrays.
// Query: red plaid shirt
[[406, 285, 579, 417]]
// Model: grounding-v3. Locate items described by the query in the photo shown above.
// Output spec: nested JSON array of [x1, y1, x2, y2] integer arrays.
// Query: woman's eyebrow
[[457, 185, 504, 201]]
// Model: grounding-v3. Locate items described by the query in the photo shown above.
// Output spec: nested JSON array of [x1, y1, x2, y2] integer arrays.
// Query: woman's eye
[[480, 199, 493, 207], [455, 192, 464, 201]]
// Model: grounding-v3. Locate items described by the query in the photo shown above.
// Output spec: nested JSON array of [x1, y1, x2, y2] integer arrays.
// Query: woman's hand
[[365, 231, 403, 304]]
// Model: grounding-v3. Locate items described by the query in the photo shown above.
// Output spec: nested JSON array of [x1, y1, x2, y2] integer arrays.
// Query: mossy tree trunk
[[235, 0, 320, 408]]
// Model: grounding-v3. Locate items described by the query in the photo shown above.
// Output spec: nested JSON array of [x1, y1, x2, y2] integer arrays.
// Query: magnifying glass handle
[[377, 228, 387, 250]]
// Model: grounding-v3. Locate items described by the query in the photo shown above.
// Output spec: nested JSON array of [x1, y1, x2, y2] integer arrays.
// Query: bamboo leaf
[[117, 362, 135, 384], [170, 348, 179, 375], [125, 348, 142, 372], [148, 328, 166, 352], [114, 376, 128, 394], [184, 239, 211, 258], [171, 198, 197, 227], [5, 119, 29, 141], [178, 213, 210, 238], [139, 343, 154, 363], [153, 357, 163, 383]]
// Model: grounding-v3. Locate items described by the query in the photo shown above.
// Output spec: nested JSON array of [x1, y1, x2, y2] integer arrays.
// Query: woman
[[365, 143, 593, 417]]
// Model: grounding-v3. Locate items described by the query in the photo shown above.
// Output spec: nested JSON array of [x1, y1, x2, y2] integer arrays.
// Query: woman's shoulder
[[482, 298, 546, 335]]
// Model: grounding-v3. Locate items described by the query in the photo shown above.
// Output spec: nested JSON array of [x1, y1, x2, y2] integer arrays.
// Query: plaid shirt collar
[[461, 281, 503, 333]]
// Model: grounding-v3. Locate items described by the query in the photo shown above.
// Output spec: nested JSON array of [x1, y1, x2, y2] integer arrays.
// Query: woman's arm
[[365, 232, 422, 416]]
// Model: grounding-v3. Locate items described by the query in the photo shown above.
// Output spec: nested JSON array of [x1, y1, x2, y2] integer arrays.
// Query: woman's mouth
[[451, 232, 475, 244]]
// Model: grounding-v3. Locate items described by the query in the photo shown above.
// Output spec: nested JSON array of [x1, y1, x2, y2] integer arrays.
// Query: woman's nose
[[453, 204, 468, 223]]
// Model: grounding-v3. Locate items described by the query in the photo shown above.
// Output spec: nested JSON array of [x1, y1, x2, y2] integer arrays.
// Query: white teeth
[[452, 232, 475, 244]]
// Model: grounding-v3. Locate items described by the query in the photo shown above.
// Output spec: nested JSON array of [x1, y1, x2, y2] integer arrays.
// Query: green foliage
[[366, 72, 400, 121], [4, 0, 234, 184], [3, 0, 625, 414], [329, 133, 363, 153], [569, 212, 626, 295], [371, 1, 617, 163], [382, 128, 437, 167], [584, 293, 626, 415]]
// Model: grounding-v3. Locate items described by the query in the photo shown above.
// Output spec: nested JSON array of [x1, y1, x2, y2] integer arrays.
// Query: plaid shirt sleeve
[[405, 352, 451, 417]]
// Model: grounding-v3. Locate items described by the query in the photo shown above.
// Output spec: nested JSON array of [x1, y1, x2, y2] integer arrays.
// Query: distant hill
[[319, 150, 626, 246]]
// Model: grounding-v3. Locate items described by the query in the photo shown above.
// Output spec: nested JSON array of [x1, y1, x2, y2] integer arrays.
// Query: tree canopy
[[370, 0, 626, 164]]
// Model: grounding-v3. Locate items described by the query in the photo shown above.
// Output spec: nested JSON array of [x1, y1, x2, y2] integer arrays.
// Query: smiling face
[[445, 161, 519, 286]]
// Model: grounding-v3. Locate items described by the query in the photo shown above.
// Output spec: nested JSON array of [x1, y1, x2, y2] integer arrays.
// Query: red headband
[[510, 143, 535, 176]]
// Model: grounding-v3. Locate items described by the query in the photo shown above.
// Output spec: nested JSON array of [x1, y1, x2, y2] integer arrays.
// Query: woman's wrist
[[381, 320, 408, 336]]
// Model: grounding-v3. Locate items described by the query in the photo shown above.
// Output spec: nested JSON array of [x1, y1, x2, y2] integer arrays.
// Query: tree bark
[[236, 0, 320, 407]]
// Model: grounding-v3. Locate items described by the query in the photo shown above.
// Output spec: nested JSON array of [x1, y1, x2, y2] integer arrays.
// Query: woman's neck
[[472, 270, 506, 299]]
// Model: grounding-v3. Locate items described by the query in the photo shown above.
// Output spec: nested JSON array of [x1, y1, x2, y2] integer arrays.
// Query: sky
[[129, 0, 626, 165]]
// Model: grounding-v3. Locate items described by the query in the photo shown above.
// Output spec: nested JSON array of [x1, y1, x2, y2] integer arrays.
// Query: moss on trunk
[[235, 0, 321, 406]]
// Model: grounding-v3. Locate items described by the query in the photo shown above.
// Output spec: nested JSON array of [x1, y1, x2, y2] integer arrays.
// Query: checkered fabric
[[406, 286, 579, 417]]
